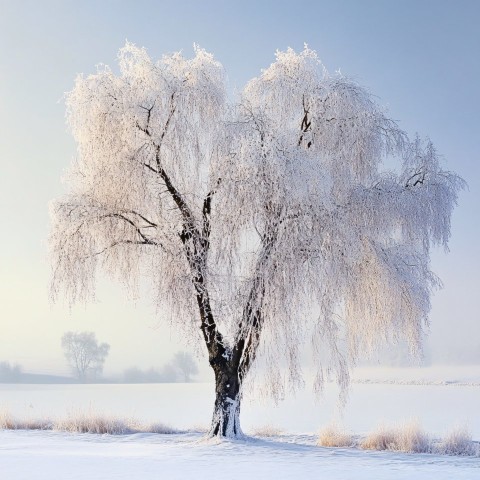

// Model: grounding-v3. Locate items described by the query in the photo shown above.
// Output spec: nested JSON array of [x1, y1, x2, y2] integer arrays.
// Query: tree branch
[[119, 209, 157, 228], [101, 213, 158, 245], [137, 101, 156, 136], [136, 92, 224, 365], [137, 93, 193, 227], [202, 178, 221, 246], [87, 239, 159, 258], [405, 171, 426, 188], [298, 95, 313, 148], [232, 215, 282, 379]]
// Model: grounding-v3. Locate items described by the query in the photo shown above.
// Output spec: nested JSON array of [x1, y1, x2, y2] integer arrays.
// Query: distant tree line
[[0, 361, 22, 382], [122, 351, 199, 383], [59, 331, 199, 383]]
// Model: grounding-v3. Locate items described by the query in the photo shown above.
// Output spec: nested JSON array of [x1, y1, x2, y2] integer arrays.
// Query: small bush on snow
[[54, 410, 130, 434], [360, 424, 396, 451], [361, 421, 432, 453], [0, 409, 51, 430], [391, 421, 432, 453], [12, 418, 52, 430], [1, 407, 178, 435], [436, 426, 479, 456], [53, 409, 180, 435], [146, 422, 177, 434], [132, 421, 178, 434], [317, 423, 354, 448], [251, 424, 283, 437], [0, 409, 16, 430]]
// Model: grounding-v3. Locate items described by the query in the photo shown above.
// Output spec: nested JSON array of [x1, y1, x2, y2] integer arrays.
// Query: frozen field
[[1, 371, 479, 479], [1, 375, 479, 437], [2, 429, 479, 480]]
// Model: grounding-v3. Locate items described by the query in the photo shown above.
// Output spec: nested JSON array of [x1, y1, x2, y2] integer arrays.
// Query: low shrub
[[251, 424, 283, 437], [0, 409, 16, 430], [53, 410, 130, 434], [436, 426, 479, 456], [360, 421, 431, 453], [0, 409, 51, 430], [317, 423, 354, 448]]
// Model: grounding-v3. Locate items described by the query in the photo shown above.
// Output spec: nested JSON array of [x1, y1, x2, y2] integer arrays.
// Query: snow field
[[1, 381, 480, 435], [1, 380, 479, 479], [2, 430, 479, 480], [1, 407, 478, 457]]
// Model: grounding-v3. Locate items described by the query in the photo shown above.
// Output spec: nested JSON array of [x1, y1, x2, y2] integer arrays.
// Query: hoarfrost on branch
[[50, 43, 463, 431]]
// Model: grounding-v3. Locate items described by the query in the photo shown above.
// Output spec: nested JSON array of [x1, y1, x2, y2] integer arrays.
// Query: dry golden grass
[[436, 426, 479, 456], [360, 421, 431, 453], [0, 409, 16, 430], [0, 409, 51, 430], [128, 420, 178, 434], [53, 409, 130, 434], [1, 406, 179, 435], [1, 406, 479, 456], [251, 424, 283, 437], [317, 423, 354, 448]]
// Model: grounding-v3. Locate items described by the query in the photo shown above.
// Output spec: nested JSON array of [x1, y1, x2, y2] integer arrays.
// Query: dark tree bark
[[140, 115, 274, 438], [205, 228, 277, 437], [209, 352, 243, 437]]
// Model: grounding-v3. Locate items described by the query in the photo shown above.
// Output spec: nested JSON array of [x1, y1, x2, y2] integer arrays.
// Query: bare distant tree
[[61, 332, 110, 382], [171, 351, 199, 382], [50, 43, 464, 437]]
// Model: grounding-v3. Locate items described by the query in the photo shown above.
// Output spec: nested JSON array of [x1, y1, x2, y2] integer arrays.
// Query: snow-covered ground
[[2, 430, 479, 480], [1, 368, 479, 479]]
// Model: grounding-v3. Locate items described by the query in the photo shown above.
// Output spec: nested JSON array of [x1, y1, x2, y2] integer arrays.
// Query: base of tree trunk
[[209, 367, 243, 438]]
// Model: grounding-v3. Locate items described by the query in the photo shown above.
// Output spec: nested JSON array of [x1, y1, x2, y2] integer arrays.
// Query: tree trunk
[[209, 361, 243, 437]]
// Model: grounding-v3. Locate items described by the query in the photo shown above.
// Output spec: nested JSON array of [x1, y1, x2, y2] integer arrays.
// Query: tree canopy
[[50, 43, 463, 435]]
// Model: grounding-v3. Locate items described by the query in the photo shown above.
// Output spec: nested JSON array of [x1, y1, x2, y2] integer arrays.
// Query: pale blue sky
[[0, 0, 479, 375]]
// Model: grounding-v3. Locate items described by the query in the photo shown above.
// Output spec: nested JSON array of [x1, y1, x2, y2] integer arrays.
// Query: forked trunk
[[184, 197, 267, 438], [209, 362, 243, 437]]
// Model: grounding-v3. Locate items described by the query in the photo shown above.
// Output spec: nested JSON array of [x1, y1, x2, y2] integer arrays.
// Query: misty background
[[0, 0, 479, 381]]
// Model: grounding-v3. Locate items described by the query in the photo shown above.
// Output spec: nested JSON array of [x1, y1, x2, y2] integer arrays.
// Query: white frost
[[49, 43, 464, 400]]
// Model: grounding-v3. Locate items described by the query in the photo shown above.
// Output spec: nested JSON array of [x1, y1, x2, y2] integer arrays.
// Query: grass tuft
[[0, 409, 51, 430], [1, 406, 479, 456], [251, 424, 283, 437], [130, 421, 178, 434], [53, 410, 130, 434], [1, 407, 179, 435], [317, 423, 354, 448], [0, 409, 16, 430], [436, 426, 479, 456], [360, 421, 432, 453]]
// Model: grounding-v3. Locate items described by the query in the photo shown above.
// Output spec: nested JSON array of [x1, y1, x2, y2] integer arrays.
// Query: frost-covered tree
[[61, 331, 110, 382], [50, 43, 463, 437]]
